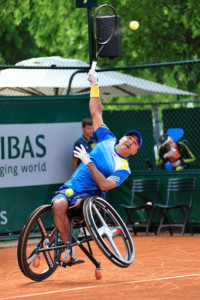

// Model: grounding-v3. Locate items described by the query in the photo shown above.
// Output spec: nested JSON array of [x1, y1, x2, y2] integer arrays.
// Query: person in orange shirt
[[156, 134, 195, 170]]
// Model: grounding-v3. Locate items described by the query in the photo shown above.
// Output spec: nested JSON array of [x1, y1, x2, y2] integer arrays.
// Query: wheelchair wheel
[[83, 197, 135, 268], [17, 205, 59, 281]]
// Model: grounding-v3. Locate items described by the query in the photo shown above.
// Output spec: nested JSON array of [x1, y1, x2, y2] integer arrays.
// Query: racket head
[[93, 4, 117, 46]]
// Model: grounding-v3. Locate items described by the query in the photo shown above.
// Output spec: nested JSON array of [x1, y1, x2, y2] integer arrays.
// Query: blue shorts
[[51, 190, 93, 207]]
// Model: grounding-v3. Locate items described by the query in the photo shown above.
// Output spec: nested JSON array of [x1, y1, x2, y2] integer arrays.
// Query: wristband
[[90, 85, 99, 98]]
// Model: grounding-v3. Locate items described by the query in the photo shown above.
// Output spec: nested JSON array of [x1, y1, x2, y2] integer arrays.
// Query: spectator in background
[[156, 134, 195, 170], [73, 118, 97, 171]]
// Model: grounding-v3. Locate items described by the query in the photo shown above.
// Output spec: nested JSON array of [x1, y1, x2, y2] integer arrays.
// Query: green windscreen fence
[[106, 171, 200, 226], [0, 96, 90, 234], [104, 108, 200, 229], [1, 99, 200, 235]]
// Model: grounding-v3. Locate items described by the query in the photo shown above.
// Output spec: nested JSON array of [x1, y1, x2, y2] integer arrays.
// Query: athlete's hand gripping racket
[[91, 4, 117, 72]]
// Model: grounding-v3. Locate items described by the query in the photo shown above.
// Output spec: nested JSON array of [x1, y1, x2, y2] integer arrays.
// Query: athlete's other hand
[[73, 144, 92, 166], [88, 69, 98, 85]]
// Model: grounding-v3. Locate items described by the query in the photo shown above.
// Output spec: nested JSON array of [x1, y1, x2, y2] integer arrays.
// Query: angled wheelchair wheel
[[83, 197, 135, 268], [17, 205, 59, 281]]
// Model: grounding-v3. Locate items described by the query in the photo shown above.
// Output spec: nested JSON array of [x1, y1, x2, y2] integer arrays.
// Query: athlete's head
[[124, 130, 142, 150], [117, 130, 142, 157]]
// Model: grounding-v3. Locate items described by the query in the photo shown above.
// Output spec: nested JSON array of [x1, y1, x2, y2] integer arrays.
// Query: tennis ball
[[130, 21, 139, 30], [65, 188, 74, 197]]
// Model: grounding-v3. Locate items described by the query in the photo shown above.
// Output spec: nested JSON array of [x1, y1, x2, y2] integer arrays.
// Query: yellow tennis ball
[[130, 21, 139, 30], [65, 188, 74, 197]]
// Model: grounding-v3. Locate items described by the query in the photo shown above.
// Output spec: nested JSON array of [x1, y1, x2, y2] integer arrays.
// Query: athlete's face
[[117, 135, 139, 157], [164, 138, 174, 150], [83, 125, 94, 139]]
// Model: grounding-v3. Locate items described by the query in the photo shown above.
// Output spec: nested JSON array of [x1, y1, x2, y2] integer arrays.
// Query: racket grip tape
[[91, 61, 97, 72]]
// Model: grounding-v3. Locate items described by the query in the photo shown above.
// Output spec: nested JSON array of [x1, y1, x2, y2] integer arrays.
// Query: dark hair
[[82, 118, 93, 128], [159, 134, 170, 145]]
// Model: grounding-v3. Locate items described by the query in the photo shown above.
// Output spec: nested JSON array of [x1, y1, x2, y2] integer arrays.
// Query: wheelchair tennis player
[[52, 69, 142, 265]]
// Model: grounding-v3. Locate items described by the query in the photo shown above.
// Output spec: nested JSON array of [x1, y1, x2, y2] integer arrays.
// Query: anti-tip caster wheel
[[95, 268, 102, 280]]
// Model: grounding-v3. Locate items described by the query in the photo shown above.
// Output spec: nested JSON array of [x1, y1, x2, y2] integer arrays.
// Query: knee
[[53, 198, 68, 217]]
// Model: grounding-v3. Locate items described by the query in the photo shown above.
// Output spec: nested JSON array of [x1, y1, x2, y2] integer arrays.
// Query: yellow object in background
[[130, 21, 139, 30]]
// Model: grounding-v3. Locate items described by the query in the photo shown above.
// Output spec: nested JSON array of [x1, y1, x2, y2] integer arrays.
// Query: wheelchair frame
[[17, 196, 135, 281]]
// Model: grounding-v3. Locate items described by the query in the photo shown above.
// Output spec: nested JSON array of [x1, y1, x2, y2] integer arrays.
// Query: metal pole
[[153, 103, 161, 146], [87, 7, 95, 66]]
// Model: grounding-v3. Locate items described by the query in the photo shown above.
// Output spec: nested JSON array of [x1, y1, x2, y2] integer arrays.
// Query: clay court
[[0, 235, 200, 300]]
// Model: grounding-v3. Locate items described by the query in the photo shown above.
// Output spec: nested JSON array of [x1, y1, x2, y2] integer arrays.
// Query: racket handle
[[91, 61, 97, 72]]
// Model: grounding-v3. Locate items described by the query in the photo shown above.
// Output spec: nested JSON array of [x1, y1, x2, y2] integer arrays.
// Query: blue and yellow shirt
[[62, 124, 131, 196], [74, 134, 97, 167]]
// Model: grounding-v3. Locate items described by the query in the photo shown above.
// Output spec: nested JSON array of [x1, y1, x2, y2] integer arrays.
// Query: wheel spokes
[[84, 197, 135, 267]]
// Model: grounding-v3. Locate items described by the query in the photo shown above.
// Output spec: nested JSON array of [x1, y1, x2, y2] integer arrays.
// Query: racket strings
[[94, 7, 116, 44], [96, 17, 115, 44]]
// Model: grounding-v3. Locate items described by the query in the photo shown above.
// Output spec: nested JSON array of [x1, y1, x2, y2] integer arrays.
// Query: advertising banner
[[0, 123, 82, 188], [0, 96, 90, 233]]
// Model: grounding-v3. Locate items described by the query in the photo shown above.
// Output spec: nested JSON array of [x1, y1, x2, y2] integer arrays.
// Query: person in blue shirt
[[73, 118, 97, 171], [52, 69, 142, 265]]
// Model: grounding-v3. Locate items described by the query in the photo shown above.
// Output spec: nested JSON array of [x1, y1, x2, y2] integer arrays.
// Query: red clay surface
[[0, 235, 200, 300]]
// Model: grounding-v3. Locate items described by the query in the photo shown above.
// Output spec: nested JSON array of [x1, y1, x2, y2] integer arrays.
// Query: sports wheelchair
[[17, 196, 135, 281]]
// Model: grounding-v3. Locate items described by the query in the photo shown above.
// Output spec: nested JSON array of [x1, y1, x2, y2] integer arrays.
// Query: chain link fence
[[0, 57, 200, 98], [0, 57, 200, 171], [103, 100, 200, 171]]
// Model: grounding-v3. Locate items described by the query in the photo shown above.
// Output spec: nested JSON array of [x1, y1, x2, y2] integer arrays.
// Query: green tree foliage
[[113, 0, 200, 64], [101, 0, 200, 95], [0, 0, 89, 63], [1, 0, 200, 64], [0, 0, 199, 93], [0, 0, 45, 63]]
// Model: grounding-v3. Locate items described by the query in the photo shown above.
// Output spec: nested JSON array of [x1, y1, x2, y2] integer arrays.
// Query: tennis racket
[[91, 4, 118, 72]]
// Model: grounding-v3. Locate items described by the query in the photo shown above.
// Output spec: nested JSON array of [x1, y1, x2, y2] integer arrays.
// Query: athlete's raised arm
[[88, 70, 103, 132]]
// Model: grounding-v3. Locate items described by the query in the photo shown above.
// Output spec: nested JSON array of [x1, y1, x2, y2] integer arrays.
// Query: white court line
[[1, 273, 200, 300]]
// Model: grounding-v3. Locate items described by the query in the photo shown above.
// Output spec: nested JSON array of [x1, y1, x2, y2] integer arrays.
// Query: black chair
[[120, 179, 160, 236], [155, 177, 196, 236]]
